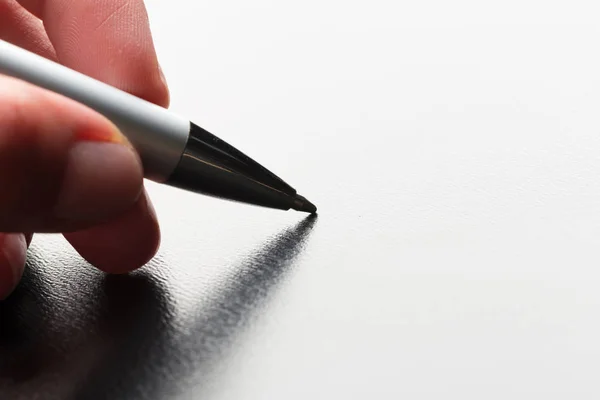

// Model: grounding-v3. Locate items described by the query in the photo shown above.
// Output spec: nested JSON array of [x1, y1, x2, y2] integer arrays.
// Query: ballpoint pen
[[0, 39, 317, 214]]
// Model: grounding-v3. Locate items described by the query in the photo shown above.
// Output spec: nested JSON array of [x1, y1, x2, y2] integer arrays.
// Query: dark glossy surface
[[0, 216, 317, 400]]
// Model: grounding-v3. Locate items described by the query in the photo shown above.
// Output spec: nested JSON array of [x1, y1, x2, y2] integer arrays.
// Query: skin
[[0, 0, 169, 298]]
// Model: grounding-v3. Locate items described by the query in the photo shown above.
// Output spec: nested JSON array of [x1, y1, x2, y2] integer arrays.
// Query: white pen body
[[0, 39, 190, 182]]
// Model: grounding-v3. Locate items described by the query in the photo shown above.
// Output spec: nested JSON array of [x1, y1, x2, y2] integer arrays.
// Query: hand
[[0, 0, 169, 299]]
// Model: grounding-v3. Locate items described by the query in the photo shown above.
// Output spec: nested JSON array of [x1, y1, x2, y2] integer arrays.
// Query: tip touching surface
[[292, 194, 317, 214]]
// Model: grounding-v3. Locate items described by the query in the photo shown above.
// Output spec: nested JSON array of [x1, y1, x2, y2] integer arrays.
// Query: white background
[[139, 1, 600, 398]]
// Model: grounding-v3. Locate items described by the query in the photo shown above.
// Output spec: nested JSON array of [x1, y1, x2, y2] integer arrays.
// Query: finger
[[16, 0, 170, 107], [0, 1, 56, 251], [0, 0, 56, 59], [16, 0, 167, 271], [0, 233, 27, 300], [63, 189, 160, 274], [0, 75, 144, 233]]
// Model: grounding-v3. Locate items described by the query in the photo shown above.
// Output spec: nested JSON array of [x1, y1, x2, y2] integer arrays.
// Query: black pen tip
[[292, 194, 317, 214]]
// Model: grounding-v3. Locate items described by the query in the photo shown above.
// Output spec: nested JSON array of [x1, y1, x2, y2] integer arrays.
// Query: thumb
[[0, 75, 144, 233]]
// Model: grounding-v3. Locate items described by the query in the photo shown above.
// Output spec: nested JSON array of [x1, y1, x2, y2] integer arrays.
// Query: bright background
[[114, 1, 600, 398]]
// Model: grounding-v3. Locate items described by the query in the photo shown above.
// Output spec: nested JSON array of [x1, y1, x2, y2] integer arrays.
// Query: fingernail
[[54, 129, 144, 223], [157, 63, 171, 107], [75, 123, 132, 146], [158, 63, 168, 86], [143, 189, 158, 221], [0, 233, 27, 300]]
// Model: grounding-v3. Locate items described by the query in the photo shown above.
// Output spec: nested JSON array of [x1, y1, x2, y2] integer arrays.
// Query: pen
[[0, 39, 317, 214]]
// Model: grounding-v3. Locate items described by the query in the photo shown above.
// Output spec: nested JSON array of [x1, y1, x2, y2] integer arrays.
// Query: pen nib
[[292, 194, 317, 214]]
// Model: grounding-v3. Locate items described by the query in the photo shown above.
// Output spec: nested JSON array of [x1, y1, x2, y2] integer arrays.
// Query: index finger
[[14, 0, 167, 273], [16, 0, 169, 107]]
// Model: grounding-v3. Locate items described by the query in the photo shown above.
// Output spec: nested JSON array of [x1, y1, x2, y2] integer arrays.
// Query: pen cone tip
[[292, 194, 317, 214]]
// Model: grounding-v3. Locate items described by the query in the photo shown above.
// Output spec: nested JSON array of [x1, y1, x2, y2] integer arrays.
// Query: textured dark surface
[[5, 1, 600, 399], [0, 213, 318, 400]]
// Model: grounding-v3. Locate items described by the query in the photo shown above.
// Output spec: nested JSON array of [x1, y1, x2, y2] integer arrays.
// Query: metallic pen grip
[[0, 39, 190, 182]]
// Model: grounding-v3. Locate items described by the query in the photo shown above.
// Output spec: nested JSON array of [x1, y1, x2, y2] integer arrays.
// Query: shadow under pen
[[0, 214, 318, 400]]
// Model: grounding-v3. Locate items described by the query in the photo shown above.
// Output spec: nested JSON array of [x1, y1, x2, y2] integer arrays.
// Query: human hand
[[0, 0, 169, 298]]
